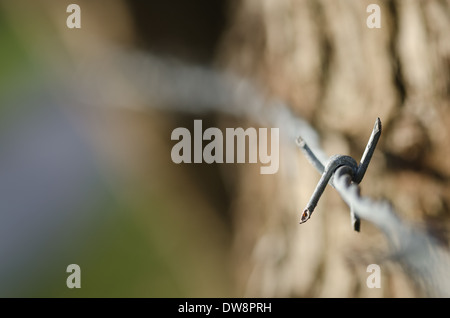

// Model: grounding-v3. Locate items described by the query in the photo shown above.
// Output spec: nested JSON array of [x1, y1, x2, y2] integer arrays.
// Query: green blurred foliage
[[0, 3, 232, 298]]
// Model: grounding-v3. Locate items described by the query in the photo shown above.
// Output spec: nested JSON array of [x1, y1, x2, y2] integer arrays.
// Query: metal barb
[[298, 118, 382, 231], [300, 155, 357, 224], [296, 137, 325, 174], [355, 117, 382, 183]]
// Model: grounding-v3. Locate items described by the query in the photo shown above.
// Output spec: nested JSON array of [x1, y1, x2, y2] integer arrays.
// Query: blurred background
[[0, 0, 449, 297]]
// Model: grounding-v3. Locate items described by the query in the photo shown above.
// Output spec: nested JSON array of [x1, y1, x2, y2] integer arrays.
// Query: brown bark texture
[[217, 0, 450, 297]]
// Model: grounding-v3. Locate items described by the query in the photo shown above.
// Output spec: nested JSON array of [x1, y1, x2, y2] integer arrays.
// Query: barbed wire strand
[[69, 49, 450, 297], [298, 133, 450, 297]]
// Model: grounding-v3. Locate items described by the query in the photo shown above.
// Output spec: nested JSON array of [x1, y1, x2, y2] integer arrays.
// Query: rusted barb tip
[[299, 208, 310, 224]]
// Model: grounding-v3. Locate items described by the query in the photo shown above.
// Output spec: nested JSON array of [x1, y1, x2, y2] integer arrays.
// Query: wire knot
[[298, 118, 382, 231]]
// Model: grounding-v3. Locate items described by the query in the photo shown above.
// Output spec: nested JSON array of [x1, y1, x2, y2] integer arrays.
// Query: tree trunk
[[217, 0, 450, 297]]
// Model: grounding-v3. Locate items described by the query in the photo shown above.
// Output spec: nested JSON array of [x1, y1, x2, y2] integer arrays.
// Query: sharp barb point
[[300, 208, 310, 224], [296, 136, 305, 147], [375, 117, 382, 133]]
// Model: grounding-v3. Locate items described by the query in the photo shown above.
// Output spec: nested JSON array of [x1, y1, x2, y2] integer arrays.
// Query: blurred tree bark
[[217, 0, 450, 297]]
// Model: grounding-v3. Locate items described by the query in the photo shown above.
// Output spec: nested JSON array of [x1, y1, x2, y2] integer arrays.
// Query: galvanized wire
[[298, 134, 450, 297], [71, 49, 450, 297]]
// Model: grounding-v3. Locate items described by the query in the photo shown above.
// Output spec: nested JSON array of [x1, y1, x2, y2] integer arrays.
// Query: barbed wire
[[70, 49, 450, 297], [297, 118, 450, 297]]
